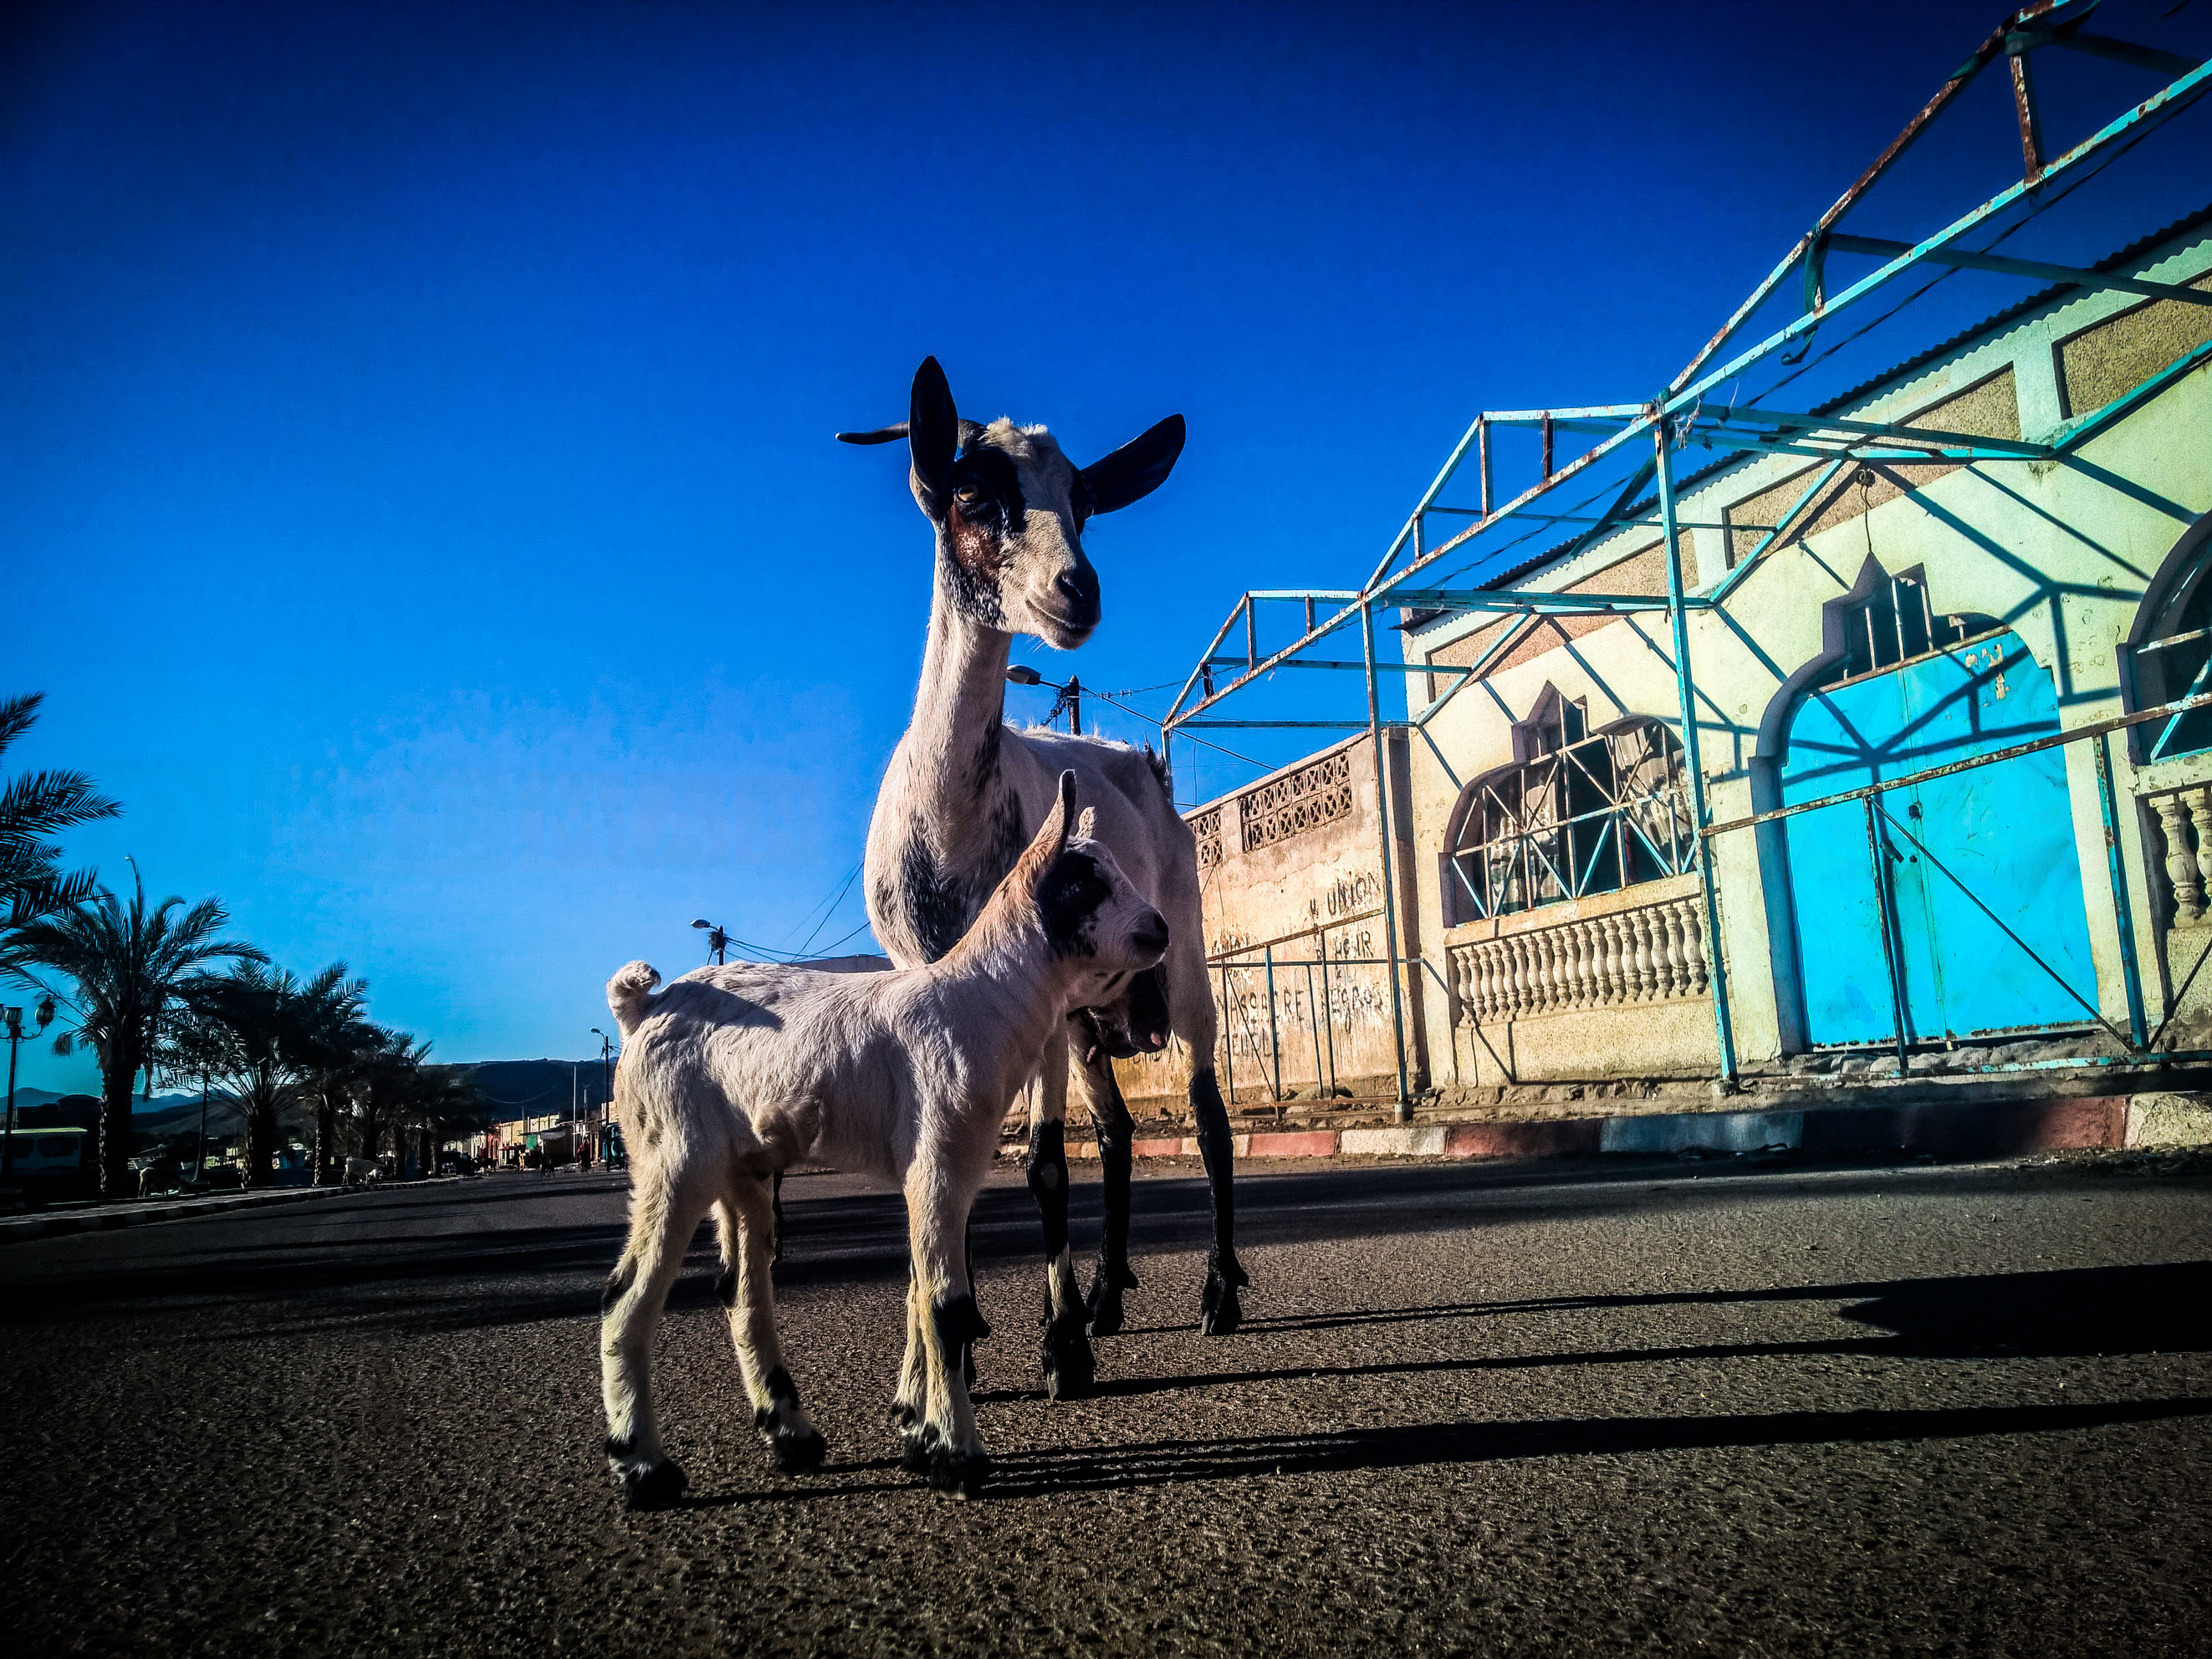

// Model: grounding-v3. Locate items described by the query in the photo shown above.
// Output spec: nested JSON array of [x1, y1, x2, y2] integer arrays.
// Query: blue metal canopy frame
[[1160, 2, 2212, 1107]]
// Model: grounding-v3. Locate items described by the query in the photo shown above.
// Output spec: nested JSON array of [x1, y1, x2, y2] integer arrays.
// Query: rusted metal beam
[[1825, 232, 2212, 307], [1668, 1, 2063, 394], [1715, 403, 2055, 455], [2010, 47, 2045, 182], [2049, 30, 2202, 77]]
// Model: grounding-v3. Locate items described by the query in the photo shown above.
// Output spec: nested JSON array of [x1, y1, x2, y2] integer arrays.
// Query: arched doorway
[[1778, 567, 2097, 1047]]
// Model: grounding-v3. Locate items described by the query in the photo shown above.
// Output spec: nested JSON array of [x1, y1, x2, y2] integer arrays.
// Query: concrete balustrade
[[1448, 891, 1709, 1023]]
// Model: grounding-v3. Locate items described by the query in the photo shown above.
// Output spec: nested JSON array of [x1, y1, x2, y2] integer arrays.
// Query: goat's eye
[[955, 484, 983, 505]]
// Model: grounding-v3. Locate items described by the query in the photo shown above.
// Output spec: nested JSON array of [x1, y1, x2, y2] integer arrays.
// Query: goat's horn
[[836, 419, 993, 451]]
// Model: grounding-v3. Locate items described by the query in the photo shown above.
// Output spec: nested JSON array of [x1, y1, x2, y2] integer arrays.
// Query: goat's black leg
[[1026, 1117, 1095, 1399], [1083, 1066, 1139, 1338], [1190, 1068, 1246, 1335], [770, 1171, 785, 1265], [962, 1216, 980, 1391]]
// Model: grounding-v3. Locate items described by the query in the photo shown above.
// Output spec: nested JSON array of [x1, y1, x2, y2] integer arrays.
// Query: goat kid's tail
[[606, 961, 662, 1036]]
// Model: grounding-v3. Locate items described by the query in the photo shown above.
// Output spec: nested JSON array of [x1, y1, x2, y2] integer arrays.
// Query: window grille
[[1239, 749, 1355, 853], [1190, 805, 1223, 870], [2132, 536, 2212, 763], [1818, 570, 1994, 687], [1446, 712, 1694, 922]]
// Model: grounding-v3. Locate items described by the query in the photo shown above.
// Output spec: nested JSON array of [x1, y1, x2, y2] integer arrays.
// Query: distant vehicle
[[6, 1128, 97, 1202]]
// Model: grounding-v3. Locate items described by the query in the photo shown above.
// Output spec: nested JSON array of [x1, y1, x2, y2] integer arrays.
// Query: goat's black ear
[[909, 357, 958, 519], [1081, 414, 1185, 514]]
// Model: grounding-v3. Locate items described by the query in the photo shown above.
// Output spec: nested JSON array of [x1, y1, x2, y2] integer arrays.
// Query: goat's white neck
[[902, 558, 1015, 819], [932, 932, 1086, 1095]]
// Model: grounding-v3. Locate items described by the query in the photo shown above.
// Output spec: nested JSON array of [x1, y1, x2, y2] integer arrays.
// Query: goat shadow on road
[[4, 1169, 2202, 1360], [973, 1395, 2212, 1498], [659, 1391, 2212, 1509], [964, 1261, 2212, 1407]]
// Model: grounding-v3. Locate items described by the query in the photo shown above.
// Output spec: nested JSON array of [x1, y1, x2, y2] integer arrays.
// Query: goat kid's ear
[[1081, 413, 1185, 514], [908, 356, 958, 520], [1019, 768, 1080, 881], [1054, 770, 1078, 854], [1075, 806, 1096, 842]]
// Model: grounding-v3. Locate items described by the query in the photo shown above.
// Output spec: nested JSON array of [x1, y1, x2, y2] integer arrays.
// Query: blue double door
[[1780, 630, 2098, 1046]]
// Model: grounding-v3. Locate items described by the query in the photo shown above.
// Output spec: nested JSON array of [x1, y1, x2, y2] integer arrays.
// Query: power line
[[789, 860, 862, 956], [802, 918, 876, 957], [1082, 687, 1273, 772]]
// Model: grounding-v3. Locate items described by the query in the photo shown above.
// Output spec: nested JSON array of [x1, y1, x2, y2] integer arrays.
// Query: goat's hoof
[[899, 1428, 934, 1474], [616, 1457, 688, 1511], [1201, 1268, 1244, 1336], [926, 1447, 992, 1499], [1041, 1309, 1096, 1401], [766, 1428, 827, 1474], [1085, 1282, 1126, 1338]]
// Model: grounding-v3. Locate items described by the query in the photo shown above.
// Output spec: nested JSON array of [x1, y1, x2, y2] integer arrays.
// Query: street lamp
[[590, 1027, 616, 1100], [2, 996, 58, 1185], [1006, 664, 1081, 733], [692, 918, 731, 966], [589, 1026, 618, 1167]]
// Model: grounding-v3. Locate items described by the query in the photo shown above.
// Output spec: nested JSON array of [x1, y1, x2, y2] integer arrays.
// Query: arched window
[[2127, 512, 2212, 763], [1810, 567, 1997, 691], [1443, 692, 1693, 924]]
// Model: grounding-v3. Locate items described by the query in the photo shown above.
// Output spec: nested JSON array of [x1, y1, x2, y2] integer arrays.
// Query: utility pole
[[1006, 666, 1083, 733], [2, 1008, 56, 1185], [1, 998, 55, 1185], [589, 1026, 616, 1165], [692, 919, 730, 965]]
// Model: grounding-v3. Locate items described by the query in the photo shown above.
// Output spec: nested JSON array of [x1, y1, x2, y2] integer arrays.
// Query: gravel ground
[[2, 1151, 2207, 1656]]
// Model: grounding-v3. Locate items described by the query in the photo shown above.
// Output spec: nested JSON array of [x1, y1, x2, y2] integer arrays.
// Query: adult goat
[[841, 357, 1245, 1401]]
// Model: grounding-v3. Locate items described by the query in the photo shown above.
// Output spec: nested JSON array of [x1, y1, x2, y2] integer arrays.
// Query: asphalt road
[[3, 1151, 2208, 1656]]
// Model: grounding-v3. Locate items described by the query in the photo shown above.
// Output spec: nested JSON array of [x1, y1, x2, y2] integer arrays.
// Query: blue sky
[[6, 0, 2207, 1090]]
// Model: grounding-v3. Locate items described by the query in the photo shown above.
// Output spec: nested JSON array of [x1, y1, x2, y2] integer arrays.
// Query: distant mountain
[[457, 1059, 613, 1123], [6, 1064, 621, 1136], [4, 1088, 213, 1129]]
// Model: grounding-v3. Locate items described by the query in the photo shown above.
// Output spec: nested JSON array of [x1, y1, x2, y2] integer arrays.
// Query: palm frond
[[0, 768, 123, 845], [0, 693, 43, 760]]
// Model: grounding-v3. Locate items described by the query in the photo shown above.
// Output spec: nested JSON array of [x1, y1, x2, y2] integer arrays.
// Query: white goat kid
[[842, 358, 1246, 1404], [599, 773, 1167, 1507]]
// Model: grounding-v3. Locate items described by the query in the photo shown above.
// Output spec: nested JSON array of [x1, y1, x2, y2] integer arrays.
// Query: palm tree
[[356, 1029, 432, 1171], [12, 873, 263, 1198], [151, 996, 244, 1179], [403, 1062, 487, 1177], [0, 692, 122, 973], [195, 962, 373, 1189], [284, 966, 372, 1186]]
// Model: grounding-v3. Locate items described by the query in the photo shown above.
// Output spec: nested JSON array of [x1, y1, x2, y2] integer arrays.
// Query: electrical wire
[[1080, 686, 1274, 771], [800, 918, 876, 957], [789, 860, 862, 956], [1741, 113, 2162, 409]]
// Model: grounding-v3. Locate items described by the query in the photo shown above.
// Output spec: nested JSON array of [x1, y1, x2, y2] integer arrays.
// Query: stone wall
[[1112, 731, 1428, 1114]]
